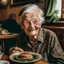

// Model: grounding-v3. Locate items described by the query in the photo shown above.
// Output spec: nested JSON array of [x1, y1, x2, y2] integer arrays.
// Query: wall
[[62, 0, 64, 18], [0, 8, 7, 21], [0, 0, 44, 21], [0, 6, 22, 21], [0, 0, 24, 21]]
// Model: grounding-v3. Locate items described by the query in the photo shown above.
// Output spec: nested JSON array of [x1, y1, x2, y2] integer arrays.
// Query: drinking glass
[[0, 45, 2, 54], [0, 60, 10, 64], [0, 45, 4, 60]]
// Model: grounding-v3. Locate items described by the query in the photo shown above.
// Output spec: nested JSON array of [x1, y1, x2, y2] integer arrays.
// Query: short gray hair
[[18, 4, 44, 25]]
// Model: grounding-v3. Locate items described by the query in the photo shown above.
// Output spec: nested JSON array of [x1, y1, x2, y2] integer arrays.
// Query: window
[[56, 0, 62, 18]]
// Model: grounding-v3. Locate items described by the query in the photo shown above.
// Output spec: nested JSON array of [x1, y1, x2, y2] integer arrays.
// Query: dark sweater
[[2, 18, 21, 33]]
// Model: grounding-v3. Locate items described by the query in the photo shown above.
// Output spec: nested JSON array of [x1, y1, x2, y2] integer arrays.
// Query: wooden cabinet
[[61, 0, 64, 18], [0, 9, 7, 21]]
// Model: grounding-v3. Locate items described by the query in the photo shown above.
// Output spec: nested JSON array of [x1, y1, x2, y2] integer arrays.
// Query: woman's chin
[[30, 34, 37, 36], [27, 30, 39, 37], [29, 32, 37, 36]]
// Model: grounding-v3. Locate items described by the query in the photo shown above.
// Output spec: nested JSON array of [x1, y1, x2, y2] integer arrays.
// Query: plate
[[9, 52, 42, 63]]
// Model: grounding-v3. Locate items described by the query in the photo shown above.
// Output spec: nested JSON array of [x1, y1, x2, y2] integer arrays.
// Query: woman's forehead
[[23, 12, 39, 19]]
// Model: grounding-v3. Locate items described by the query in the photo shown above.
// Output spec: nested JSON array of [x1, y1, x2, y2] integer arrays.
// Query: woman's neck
[[29, 35, 37, 43]]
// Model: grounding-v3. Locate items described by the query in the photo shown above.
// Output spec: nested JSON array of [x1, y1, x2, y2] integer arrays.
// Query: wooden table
[[1, 54, 49, 64], [0, 34, 19, 52]]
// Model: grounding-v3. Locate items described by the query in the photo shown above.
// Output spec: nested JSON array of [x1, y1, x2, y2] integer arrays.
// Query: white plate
[[9, 52, 42, 63]]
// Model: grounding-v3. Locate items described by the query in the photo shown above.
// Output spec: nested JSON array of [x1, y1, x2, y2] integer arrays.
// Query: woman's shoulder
[[42, 28, 57, 36]]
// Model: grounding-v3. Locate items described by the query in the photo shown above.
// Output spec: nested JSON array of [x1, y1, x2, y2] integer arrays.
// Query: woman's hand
[[9, 47, 24, 54]]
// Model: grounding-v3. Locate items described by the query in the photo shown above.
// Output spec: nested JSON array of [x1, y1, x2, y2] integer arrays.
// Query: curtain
[[44, 0, 59, 23]]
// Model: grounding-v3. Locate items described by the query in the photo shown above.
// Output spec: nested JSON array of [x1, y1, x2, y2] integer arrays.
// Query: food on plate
[[0, 27, 10, 34], [20, 52, 33, 60], [13, 52, 39, 61], [9, 51, 42, 63]]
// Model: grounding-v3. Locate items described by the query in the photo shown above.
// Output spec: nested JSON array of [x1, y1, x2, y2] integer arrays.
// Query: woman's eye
[[24, 21, 30, 24], [33, 21, 38, 24], [25, 21, 29, 23]]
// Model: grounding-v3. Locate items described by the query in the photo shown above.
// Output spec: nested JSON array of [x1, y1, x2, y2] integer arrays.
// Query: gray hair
[[18, 4, 44, 25]]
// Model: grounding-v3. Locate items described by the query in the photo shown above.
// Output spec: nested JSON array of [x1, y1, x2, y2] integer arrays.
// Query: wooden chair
[[42, 25, 64, 51]]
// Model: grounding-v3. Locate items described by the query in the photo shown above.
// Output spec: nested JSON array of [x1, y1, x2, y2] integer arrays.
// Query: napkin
[[0, 52, 4, 59]]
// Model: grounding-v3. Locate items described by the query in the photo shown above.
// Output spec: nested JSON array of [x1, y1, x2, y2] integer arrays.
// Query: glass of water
[[0, 60, 10, 64], [0, 45, 2, 54], [0, 45, 4, 59]]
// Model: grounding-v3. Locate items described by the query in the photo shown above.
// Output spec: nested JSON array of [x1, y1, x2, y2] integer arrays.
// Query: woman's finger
[[14, 47, 24, 52]]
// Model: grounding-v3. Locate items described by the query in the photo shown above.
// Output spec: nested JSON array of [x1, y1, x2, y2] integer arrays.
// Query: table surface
[[0, 34, 19, 52], [1, 54, 49, 64], [0, 34, 19, 39]]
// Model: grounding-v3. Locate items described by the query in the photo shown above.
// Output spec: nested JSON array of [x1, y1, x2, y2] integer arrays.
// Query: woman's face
[[21, 11, 41, 37]]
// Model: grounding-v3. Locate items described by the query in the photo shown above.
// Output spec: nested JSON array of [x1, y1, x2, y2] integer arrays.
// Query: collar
[[37, 28, 44, 43]]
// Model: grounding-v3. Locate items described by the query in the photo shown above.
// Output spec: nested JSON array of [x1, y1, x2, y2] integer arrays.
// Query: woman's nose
[[30, 22, 35, 29]]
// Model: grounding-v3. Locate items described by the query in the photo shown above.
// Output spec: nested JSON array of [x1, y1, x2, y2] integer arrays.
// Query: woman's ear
[[21, 25, 24, 29]]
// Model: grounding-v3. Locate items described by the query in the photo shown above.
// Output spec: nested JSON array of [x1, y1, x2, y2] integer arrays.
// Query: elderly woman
[[10, 4, 64, 64]]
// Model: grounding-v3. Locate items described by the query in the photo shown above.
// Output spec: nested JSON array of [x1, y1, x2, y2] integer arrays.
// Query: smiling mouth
[[28, 29, 36, 32], [29, 30, 37, 35]]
